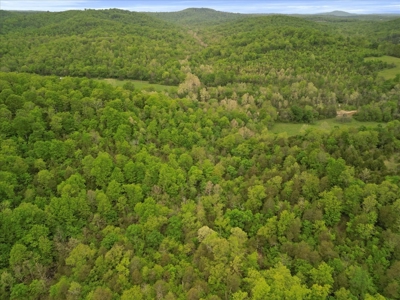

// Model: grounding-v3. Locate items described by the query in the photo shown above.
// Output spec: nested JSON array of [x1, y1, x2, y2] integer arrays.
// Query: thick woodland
[[0, 8, 400, 300]]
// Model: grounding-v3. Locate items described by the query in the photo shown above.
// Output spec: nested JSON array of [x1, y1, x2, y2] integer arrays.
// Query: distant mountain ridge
[[316, 10, 357, 16]]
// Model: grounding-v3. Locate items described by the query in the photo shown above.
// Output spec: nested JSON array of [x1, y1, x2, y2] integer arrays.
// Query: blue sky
[[1, 0, 400, 14]]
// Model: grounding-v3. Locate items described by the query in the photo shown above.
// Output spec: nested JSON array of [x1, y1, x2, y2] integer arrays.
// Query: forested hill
[[1, 8, 400, 122], [1, 8, 400, 121], [367, 18, 400, 54], [305, 15, 400, 45], [0, 9, 202, 84], [147, 8, 249, 27], [0, 9, 179, 35], [1, 8, 254, 35], [199, 14, 329, 40], [183, 14, 400, 122]]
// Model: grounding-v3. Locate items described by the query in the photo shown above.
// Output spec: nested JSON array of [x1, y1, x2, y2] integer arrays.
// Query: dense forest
[[1, 9, 400, 122], [1, 7, 400, 300]]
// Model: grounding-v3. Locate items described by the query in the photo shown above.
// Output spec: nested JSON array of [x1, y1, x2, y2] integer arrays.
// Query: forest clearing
[[270, 118, 382, 136], [364, 55, 400, 79]]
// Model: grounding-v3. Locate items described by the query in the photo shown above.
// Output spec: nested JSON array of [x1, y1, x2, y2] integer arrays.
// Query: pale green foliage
[[246, 185, 266, 212]]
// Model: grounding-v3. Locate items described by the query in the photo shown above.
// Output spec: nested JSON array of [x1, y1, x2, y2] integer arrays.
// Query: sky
[[1, 0, 400, 14]]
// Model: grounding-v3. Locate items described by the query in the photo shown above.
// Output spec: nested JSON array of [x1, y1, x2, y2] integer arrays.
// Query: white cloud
[[1, 0, 88, 11]]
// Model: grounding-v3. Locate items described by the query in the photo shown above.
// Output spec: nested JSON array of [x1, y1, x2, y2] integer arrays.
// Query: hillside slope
[[0, 9, 202, 84], [181, 15, 400, 121], [148, 7, 249, 27], [1, 9, 399, 121]]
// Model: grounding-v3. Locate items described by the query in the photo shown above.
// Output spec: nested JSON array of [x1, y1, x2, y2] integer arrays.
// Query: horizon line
[[2, 7, 400, 15]]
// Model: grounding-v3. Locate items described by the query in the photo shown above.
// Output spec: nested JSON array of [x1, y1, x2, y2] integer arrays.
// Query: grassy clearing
[[365, 55, 400, 80], [97, 78, 176, 92], [270, 118, 382, 136]]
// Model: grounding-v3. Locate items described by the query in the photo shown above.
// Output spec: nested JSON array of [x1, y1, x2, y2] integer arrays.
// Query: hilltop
[[147, 7, 248, 27], [0, 9, 202, 84], [317, 10, 357, 17]]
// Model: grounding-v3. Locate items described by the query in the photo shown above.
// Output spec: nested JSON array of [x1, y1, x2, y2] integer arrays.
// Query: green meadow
[[270, 118, 382, 136], [365, 55, 400, 80]]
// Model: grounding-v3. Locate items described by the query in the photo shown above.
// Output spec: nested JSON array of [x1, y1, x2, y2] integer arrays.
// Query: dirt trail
[[188, 30, 208, 47], [336, 110, 358, 116]]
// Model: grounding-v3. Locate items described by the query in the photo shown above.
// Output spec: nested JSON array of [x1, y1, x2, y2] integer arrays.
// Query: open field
[[365, 55, 400, 80], [270, 118, 382, 136], [97, 78, 176, 92]]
